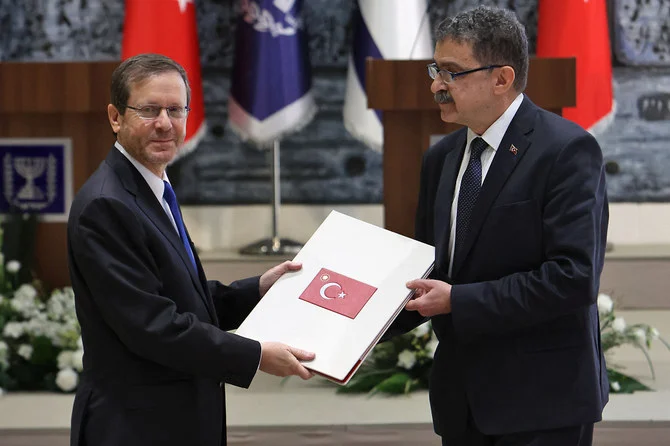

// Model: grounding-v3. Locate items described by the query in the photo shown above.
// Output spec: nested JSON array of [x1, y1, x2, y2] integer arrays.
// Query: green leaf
[[337, 370, 395, 394], [369, 372, 411, 396], [607, 369, 652, 394]]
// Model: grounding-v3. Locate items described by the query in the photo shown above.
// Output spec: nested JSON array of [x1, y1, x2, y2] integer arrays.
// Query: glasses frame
[[125, 104, 191, 120], [427, 63, 504, 84]]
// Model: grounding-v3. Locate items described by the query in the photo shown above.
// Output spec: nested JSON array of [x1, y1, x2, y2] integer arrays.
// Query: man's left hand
[[405, 279, 452, 316], [259, 261, 302, 297]]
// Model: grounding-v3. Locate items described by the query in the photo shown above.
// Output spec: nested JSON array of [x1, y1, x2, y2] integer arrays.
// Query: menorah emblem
[[14, 156, 47, 201]]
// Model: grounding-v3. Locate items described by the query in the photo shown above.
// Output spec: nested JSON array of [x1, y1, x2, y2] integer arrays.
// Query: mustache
[[434, 91, 453, 104]]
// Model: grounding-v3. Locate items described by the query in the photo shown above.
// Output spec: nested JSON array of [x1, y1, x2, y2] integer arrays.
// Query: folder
[[235, 210, 435, 384]]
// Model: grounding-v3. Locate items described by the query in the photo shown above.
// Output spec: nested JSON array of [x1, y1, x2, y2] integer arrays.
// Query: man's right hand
[[259, 342, 315, 380]]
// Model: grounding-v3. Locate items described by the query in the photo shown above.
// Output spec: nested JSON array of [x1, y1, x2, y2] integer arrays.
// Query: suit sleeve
[[451, 133, 608, 342], [208, 277, 261, 332], [70, 197, 261, 388]]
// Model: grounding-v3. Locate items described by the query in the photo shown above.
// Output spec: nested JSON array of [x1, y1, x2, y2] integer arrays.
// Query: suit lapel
[[434, 131, 467, 267], [451, 99, 535, 278], [107, 149, 217, 322]]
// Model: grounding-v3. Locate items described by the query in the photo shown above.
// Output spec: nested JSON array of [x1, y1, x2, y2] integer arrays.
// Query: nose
[[154, 108, 172, 130], [430, 77, 447, 94]]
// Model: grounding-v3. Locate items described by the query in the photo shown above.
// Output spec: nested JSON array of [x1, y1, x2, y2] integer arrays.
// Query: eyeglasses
[[427, 63, 503, 84], [125, 105, 190, 120]]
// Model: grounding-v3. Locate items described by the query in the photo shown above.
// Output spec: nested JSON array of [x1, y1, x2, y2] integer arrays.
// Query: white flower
[[412, 323, 430, 338], [5, 260, 21, 273], [57, 351, 74, 370], [397, 349, 417, 370], [3, 322, 24, 338], [633, 328, 647, 345], [651, 328, 660, 340], [611, 381, 621, 392], [0, 341, 7, 353], [612, 317, 627, 333], [10, 284, 40, 318], [77, 337, 84, 350], [14, 283, 37, 301], [72, 350, 84, 372], [597, 293, 613, 315], [17, 344, 33, 360], [55, 368, 78, 392]]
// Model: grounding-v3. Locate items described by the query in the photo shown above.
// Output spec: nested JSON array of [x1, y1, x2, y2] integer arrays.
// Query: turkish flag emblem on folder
[[299, 268, 377, 319]]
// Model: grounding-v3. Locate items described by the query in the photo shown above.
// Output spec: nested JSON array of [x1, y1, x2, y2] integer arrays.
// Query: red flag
[[299, 268, 377, 319], [536, 0, 614, 133], [122, 0, 206, 156]]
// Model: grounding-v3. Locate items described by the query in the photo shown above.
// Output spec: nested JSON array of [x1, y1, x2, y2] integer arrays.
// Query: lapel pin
[[509, 144, 518, 155]]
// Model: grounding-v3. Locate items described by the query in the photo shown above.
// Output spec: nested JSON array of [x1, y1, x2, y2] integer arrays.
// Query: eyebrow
[[435, 60, 466, 72]]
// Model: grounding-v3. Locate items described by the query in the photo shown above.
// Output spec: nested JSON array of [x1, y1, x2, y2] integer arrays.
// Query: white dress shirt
[[115, 142, 180, 235], [447, 93, 525, 276]]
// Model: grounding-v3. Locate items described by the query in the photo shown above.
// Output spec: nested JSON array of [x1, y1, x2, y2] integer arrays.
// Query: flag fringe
[[171, 120, 208, 163], [344, 118, 382, 153], [228, 93, 318, 149], [588, 100, 617, 138]]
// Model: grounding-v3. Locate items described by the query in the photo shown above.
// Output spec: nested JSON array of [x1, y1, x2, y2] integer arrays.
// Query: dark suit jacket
[[67, 147, 262, 446], [392, 97, 609, 438]]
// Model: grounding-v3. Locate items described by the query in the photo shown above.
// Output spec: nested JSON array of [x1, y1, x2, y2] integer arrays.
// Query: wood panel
[[0, 62, 119, 287]]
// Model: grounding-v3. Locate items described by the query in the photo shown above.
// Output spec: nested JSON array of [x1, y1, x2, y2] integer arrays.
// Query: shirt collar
[[466, 93, 524, 152], [114, 141, 170, 204]]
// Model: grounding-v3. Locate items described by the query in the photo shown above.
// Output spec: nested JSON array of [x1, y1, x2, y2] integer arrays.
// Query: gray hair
[[435, 6, 528, 92], [110, 53, 191, 115]]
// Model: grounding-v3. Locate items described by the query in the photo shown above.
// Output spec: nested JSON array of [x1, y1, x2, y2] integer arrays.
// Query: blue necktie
[[163, 181, 197, 272], [454, 137, 488, 261]]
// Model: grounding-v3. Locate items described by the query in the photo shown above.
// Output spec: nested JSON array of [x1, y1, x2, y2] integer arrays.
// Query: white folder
[[235, 210, 435, 384]]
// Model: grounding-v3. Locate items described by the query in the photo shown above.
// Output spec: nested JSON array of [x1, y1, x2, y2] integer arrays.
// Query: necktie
[[163, 181, 197, 272], [454, 137, 488, 261]]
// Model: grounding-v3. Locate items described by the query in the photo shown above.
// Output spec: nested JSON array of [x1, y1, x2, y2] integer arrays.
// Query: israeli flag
[[228, 0, 316, 147], [343, 0, 433, 152]]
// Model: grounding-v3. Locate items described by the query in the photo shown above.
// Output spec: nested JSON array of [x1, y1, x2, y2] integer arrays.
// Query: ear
[[107, 104, 122, 134], [493, 66, 516, 95]]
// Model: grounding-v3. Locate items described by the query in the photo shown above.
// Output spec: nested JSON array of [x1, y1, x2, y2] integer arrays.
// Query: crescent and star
[[319, 283, 347, 300]]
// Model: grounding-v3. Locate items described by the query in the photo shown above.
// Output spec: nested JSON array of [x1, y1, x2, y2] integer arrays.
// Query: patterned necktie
[[454, 137, 488, 261], [163, 181, 197, 272]]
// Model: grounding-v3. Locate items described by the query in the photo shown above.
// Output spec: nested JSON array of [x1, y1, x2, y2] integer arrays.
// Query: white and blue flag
[[343, 0, 433, 152], [228, 0, 317, 147]]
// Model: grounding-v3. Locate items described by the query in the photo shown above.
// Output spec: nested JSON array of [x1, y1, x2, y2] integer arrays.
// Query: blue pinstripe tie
[[455, 137, 488, 260], [163, 181, 197, 272]]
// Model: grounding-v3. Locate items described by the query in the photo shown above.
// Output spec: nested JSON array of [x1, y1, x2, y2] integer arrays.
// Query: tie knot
[[470, 137, 488, 159]]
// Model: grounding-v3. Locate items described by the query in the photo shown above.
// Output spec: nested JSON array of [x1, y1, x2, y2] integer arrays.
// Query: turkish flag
[[536, 0, 614, 133], [121, 0, 206, 156], [299, 268, 377, 319]]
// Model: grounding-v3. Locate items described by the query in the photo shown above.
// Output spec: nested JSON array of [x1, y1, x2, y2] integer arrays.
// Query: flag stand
[[239, 140, 303, 256]]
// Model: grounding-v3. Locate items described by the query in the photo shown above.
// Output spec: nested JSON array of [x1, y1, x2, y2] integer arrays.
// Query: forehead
[[433, 39, 477, 66], [127, 72, 187, 103]]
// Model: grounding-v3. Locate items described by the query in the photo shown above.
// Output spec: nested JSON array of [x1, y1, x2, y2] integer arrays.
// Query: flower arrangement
[[597, 293, 670, 393], [0, 225, 82, 397], [337, 322, 437, 395], [339, 293, 669, 396]]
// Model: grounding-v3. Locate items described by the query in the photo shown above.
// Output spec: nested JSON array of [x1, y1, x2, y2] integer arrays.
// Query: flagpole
[[239, 140, 303, 256]]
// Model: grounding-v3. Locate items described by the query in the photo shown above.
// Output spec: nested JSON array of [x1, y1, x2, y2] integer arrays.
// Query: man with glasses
[[67, 53, 315, 446], [392, 6, 609, 446]]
